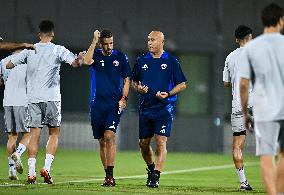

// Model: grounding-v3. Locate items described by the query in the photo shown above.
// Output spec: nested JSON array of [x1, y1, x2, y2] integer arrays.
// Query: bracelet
[[122, 95, 128, 101]]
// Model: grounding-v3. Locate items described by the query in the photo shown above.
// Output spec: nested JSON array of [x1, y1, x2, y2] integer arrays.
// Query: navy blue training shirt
[[132, 51, 187, 110], [90, 49, 131, 107]]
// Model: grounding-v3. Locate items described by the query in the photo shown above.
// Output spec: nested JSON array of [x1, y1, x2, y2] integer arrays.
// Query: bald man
[[132, 31, 187, 188]]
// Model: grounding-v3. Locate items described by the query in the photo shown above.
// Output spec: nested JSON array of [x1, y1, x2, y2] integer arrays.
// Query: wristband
[[122, 95, 128, 101]]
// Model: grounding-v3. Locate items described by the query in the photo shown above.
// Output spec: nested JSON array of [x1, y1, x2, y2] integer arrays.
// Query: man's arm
[[0, 42, 35, 51], [71, 51, 85, 68], [84, 30, 100, 66], [118, 77, 131, 110], [240, 78, 252, 131], [156, 82, 187, 99], [132, 81, 149, 94], [6, 60, 14, 69], [6, 50, 29, 69], [224, 81, 231, 87]]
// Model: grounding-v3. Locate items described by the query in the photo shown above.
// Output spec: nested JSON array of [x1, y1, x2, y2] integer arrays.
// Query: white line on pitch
[[0, 161, 258, 187]]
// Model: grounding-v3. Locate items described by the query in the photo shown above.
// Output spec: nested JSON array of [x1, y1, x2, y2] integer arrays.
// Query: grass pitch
[[0, 147, 264, 194]]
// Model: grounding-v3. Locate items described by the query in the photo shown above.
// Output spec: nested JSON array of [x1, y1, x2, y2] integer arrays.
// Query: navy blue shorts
[[139, 104, 175, 139], [90, 104, 122, 139]]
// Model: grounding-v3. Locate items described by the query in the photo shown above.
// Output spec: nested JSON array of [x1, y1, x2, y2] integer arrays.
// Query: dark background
[[0, 0, 283, 152]]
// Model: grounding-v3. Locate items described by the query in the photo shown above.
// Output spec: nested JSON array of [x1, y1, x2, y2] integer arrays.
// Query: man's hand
[[77, 51, 86, 66], [136, 81, 148, 94], [23, 43, 35, 50], [156, 91, 169, 99], [244, 113, 254, 133], [118, 96, 128, 114], [92, 30, 100, 45]]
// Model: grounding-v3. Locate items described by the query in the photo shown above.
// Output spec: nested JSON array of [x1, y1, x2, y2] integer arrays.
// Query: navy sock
[[106, 166, 114, 177], [147, 163, 155, 172]]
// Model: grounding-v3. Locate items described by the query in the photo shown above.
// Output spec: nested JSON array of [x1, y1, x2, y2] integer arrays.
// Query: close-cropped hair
[[261, 3, 284, 27], [39, 20, 55, 33], [234, 25, 252, 40], [100, 29, 113, 39]]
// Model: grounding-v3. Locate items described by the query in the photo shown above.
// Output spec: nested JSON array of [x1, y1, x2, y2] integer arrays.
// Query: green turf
[[0, 146, 264, 194]]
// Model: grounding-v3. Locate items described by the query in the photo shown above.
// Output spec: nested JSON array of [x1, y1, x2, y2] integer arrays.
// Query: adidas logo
[[142, 64, 148, 69]]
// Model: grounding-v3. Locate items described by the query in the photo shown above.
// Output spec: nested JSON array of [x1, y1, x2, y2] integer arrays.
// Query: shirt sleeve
[[238, 48, 252, 80], [223, 58, 230, 82], [172, 58, 187, 85], [121, 54, 131, 79], [54, 45, 76, 65], [0, 60, 3, 79], [131, 58, 140, 82], [10, 49, 29, 66]]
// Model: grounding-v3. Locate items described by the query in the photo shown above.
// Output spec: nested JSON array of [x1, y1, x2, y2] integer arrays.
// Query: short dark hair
[[100, 29, 113, 39], [261, 3, 284, 27], [235, 25, 252, 40], [39, 20, 55, 33]]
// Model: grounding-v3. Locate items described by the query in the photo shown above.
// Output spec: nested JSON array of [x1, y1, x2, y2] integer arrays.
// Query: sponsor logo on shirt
[[108, 121, 116, 129], [142, 64, 148, 70], [113, 60, 119, 66], [161, 64, 167, 69], [160, 125, 166, 134]]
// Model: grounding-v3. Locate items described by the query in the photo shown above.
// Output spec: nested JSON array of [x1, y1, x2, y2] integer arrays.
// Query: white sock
[[8, 157, 16, 173], [44, 154, 54, 172], [16, 143, 26, 156], [236, 166, 247, 183], [28, 158, 36, 176]]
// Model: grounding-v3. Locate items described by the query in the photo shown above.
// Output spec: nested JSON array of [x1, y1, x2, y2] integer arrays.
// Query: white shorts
[[255, 121, 284, 156], [231, 112, 246, 134], [4, 106, 29, 133]]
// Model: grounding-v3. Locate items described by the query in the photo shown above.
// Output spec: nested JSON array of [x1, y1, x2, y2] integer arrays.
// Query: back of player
[[7, 20, 83, 184], [239, 4, 284, 194], [0, 51, 30, 180], [223, 25, 253, 191]]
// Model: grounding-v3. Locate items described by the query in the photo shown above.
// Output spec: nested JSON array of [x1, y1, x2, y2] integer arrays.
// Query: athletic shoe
[[146, 168, 152, 187], [148, 173, 160, 188], [40, 168, 53, 184], [9, 172, 19, 180], [240, 180, 253, 191], [27, 176, 36, 184], [101, 176, 116, 187], [8, 167, 18, 180], [11, 152, 23, 174]]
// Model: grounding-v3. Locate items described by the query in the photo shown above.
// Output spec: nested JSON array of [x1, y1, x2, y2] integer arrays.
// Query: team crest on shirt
[[113, 60, 119, 66], [161, 64, 167, 69], [142, 64, 148, 70]]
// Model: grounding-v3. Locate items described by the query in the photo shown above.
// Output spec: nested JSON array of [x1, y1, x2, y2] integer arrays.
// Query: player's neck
[[263, 26, 281, 34], [151, 50, 164, 58]]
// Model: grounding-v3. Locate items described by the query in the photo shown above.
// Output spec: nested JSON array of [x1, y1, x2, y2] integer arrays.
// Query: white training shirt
[[11, 42, 76, 103], [223, 47, 253, 114], [239, 33, 284, 122], [0, 53, 28, 106]]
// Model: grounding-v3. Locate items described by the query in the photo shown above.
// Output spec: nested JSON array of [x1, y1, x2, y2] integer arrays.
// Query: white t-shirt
[[239, 33, 284, 122], [0, 53, 28, 106], [223, 47, 253, 114], [11, 42, 76, 103]]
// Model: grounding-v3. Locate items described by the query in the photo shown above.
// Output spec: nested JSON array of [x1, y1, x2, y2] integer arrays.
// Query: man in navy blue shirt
[[84, 29, 131, 186], [132, 31, 187, 188]]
